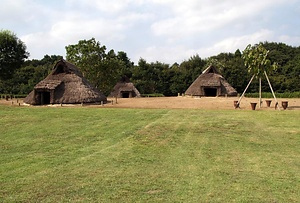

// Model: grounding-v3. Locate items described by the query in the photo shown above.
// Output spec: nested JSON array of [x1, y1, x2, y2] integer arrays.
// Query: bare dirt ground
[[2, 96, 299, 110], [106, 96, 300, 110]]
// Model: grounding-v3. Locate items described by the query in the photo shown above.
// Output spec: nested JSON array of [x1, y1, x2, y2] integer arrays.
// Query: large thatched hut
[[185, 65, 237, 97], [24, 59, 107, 105], [109, 76, 141, 98]]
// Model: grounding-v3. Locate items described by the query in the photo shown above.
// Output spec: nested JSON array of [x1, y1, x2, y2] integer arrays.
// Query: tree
[[215, 51, 249, 93], [66, 38, 106, 84], [237, 43, 279, 109], [117, 51, 134, 78], [3, 55, 63, 94], [0, 30, 29, 81], [66, 38, 128, 95], [131, 58, 157, 94]]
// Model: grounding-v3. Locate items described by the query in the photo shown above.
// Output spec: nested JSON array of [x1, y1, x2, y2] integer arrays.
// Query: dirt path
[[1, 96, 300, 110]]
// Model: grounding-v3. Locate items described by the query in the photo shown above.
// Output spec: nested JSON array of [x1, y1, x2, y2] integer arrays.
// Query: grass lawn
[[0, 105, 299, 202]]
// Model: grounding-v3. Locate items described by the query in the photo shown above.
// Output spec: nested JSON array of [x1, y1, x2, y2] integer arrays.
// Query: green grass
[[0, 106, 299, 202]]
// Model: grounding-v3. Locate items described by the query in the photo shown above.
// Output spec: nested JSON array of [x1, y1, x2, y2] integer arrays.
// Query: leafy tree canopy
[[66, 38, 132, 95], [242, 43, 278, 77], [0, 30, 29, 80]]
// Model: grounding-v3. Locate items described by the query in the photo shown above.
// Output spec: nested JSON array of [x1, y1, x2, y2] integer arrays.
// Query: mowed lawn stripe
[[0, 106, 299, 202]]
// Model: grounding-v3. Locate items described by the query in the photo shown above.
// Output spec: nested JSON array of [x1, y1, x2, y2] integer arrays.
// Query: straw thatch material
[[185, 65, 237, 97], [109, 76, 141, 98], [24, 59, 107, 105]]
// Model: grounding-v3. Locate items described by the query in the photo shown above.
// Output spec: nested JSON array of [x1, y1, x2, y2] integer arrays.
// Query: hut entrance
[[40, 92, 51, 105], [204, 88, 217, 97], [121, 92, 130, 98]]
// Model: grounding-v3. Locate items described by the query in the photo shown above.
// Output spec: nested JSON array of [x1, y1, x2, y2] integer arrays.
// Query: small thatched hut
[[24, 59, 107, 105], [185, 65, 237, 97], [109, 76, 141, 98]]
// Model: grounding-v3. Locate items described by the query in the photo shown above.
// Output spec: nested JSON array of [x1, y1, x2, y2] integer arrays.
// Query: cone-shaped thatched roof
[[185, 65, 237, 96], [24, 59, 107, 105], [109, 76, 141, 98]]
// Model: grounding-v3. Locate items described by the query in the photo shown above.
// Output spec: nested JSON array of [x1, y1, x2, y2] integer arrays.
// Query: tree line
[[1, 29, 300, 96]]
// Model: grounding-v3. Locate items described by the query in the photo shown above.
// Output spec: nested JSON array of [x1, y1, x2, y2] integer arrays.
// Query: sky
[[1, 0, 300, 64]]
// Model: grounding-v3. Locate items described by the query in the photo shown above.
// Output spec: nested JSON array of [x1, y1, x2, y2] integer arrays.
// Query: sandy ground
[[106, 96, 300, 110], [1, 96, 300, 110]]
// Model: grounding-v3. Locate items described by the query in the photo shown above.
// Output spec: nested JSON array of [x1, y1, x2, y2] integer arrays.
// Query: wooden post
[[259, 77, 262, 108], [264, 71, 280, 111], [236, 74, 255, 108]]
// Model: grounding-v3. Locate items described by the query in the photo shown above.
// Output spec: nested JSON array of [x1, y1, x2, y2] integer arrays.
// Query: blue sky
[[1, 0, 300, 64]]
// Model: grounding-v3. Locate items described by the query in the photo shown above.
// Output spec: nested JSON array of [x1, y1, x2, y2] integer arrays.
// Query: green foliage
[[66, 38, 131, 95], [242, 43, 278, 77], [1, 106, 300, 202], [140, 93, 165, 97], [245, 91, 300, 98], [0, 55, 62, 94], [131, 59, 168, 95], [0, 94, 27, 98], [0, 30, 299, 96], [130, 55, 207, 96], [0, 30, 29, 80]]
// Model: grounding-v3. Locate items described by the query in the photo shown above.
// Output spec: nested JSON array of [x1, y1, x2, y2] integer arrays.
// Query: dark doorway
[[40, 92, 50, 104], [204, 88, 217, 97], [121, 92, 130, 98]]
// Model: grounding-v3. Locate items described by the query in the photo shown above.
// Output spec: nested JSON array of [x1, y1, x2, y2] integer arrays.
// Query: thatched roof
[[34, 80, 62, 90], [109, 76, 141, 98], [24, 59, 107, 105], [185, 65, 237, 96]]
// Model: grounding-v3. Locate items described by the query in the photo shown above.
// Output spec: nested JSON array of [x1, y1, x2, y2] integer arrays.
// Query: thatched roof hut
[[24, 59, 107, 105], [185, 65, 237, 97], [109, 76, 141, 98]]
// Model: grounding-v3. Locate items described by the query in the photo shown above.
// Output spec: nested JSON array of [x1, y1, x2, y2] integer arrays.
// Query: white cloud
[[65, 0, 147, 14], [137, 29, 276, 63], [136, 45, 195, 63], [21, 32, 62, 58], [19, 1, 155, 59], [207, 29, 275, 54], [151, 0, 288, 39], [3, 0, 300, 64], [279, 35, 300, 46]]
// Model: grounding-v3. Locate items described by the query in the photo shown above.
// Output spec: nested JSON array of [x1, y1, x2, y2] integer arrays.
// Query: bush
[[0, 94, 27, 99], [245, 92, 300, 98], [141, 93, 165, 97]]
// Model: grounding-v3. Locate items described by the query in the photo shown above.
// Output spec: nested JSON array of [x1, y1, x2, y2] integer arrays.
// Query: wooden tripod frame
[[235, 71, 280, 110]]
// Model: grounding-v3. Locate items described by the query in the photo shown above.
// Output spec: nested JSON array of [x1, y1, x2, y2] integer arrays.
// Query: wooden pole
[[264, 71, 280, 111], [259, 77, 262, 108], [236, 74, 255, 108]]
